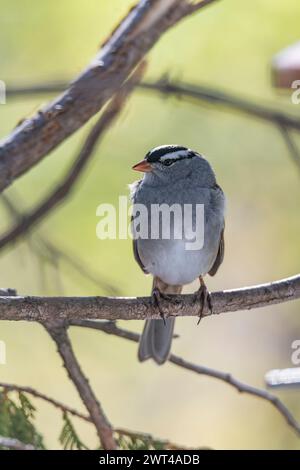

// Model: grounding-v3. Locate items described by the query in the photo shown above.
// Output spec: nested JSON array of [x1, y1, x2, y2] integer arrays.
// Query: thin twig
[[139, 78, 300, 131], [187, 0, 221, 13], [0, 274, 298, 322], [7, 78, 300, 132], [277, 124, 300, 173], [0, 435, 36, 451], [70, 319, 300, 438], [0, 382, 90, 423], [0, 381, 186, 449], [115, 427, 187, 449]]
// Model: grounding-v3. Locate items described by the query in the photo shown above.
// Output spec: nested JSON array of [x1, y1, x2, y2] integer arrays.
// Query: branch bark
[[0, 274, 298, 322], [44, 321, 117, 449], [0, 0, 219, 194]]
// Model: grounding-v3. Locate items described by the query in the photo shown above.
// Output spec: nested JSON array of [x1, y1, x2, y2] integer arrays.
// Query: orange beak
[[132, 160, 152, 172]]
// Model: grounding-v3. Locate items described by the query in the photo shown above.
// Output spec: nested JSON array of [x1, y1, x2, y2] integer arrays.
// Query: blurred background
[[0, 0, 300, 450]]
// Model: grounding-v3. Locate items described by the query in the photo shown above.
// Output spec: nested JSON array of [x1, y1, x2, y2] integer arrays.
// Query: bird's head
[[132, 145, 214, 185]]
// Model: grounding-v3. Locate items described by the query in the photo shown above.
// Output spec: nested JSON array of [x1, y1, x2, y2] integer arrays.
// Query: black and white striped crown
[[145, 145, 197, 166]]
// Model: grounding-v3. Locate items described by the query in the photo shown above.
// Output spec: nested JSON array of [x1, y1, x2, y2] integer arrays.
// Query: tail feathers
[[138, 279, 182, 365], [138, 317, 175, 365]]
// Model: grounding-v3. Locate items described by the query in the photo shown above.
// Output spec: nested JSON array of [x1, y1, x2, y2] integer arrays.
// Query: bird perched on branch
[[131, 145, 225, 365]]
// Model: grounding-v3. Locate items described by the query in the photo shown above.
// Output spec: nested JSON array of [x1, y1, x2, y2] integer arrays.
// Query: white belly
[[137, 238, 215, 286]]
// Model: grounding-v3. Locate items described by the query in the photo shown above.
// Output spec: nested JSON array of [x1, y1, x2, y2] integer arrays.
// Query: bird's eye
[[162, 159, 174, 166]]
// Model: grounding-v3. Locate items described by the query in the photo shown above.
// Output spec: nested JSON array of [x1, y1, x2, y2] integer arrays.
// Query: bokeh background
[[0, 0, 300, 450]]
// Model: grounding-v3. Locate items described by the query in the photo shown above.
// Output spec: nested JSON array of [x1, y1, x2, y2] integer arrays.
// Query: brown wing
[[208, 228, 225, 277]]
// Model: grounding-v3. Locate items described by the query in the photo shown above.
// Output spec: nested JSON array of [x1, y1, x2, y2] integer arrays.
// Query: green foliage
[[0, 390, 45, 450], [115, 432, 169, 450], [0, 388, 180, 450], [59, 412, 89, 450]]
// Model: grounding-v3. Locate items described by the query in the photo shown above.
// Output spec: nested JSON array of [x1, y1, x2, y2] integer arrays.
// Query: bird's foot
[[193, 277, 212, 324], [151, 287, 169, 325]]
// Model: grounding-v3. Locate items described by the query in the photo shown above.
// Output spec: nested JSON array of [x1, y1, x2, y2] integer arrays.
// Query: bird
[[130, 145, 225, 365]]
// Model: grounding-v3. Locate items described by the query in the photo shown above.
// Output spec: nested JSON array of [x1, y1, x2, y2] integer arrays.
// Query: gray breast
[[131, 170, 225, 286]]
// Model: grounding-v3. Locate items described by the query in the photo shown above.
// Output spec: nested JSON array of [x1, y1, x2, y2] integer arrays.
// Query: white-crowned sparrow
[[131, 145, 225, 365]]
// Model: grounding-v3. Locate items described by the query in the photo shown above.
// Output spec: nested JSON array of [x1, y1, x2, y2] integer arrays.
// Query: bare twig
[[0, 436, 36, 450], [44, 321, 117, 449], [0, 0, 219, 194], [0, 65, 145, 251], [277, 124, 300, 173], [139, 78, 300, 131], [8, 78, 300, 132], [6, 82, 69, 98], [168, 356, 300, 436], [187, 0, 221, 13], [115, 427, 188, 449], [71, 320, 300, 438], [0, 382, 90, 423], [0, 274, 298, 323]]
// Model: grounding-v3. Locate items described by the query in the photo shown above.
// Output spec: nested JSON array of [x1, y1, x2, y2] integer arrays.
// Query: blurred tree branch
[[0, 382, 186, 450], [44, 321, 117, 450], [0, 0, 219, 194], [0, 59, 148, 450], [0, 0, 298, 451], [2, 313, 300, 442], [140, 78, 300, 131], [277, 124, 300, 173], [0, 66, 144, 252], [0, 274, 298, 322], [0, 382, 91, 423], [7, 77, 300, 131], [71, 319, 300, 438], [6, 76, 300, 175]]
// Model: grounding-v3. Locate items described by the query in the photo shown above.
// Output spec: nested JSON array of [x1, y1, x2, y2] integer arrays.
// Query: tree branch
[[0, 64, 145, 251], [9, 77, 300, 132], [0, 381, 186, 449], [44, 321, 117, 449], [0, 382, 90, 423], [139, 78, 300, 131], [70, 319, 300, 438], [0, 274, 298, 322], [0, 0, 219, 194], [277, 124, 300, 173]]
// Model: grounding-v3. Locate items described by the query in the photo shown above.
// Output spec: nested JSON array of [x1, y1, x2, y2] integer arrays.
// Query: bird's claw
[[151, 287, 167, 325], [193, 283, 213, 324]]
